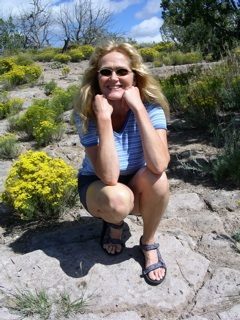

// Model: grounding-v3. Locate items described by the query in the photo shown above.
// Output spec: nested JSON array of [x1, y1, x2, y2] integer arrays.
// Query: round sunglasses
[[98, 67, 132, 77]]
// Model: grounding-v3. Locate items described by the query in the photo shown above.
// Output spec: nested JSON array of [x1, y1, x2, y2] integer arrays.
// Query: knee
[[137, 168, 169, 197], [104, 184, 134, 215]]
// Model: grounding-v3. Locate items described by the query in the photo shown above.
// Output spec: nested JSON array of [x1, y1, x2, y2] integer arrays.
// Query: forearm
[[134, 107, 170, 174], [95, 118, 120, 184]]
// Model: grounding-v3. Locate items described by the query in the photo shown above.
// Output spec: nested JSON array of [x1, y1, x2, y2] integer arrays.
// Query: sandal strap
[[140, 237, 159, 251], [140, 242, 159, 251], [107, 221, 124, 230], [143, 260, 166, 275]]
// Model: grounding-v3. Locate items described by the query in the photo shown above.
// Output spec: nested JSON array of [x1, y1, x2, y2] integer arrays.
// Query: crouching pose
[[74, 41, 170, 286]]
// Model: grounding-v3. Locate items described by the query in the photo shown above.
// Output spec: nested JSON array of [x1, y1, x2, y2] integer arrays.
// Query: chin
[[105, 92, 124, 101]]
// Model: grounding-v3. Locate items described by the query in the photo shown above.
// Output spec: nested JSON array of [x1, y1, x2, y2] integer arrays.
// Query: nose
[[109, 70, 119, 80]]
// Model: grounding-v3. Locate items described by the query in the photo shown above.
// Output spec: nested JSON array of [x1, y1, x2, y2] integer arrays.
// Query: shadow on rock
[[9, 217, 142, 278]]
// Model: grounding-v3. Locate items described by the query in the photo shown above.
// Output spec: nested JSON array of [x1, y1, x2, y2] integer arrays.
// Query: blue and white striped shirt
[[75, 103, 167, 175]]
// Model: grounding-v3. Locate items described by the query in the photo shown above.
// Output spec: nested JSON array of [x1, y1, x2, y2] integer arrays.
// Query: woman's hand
[[93, 94, 113, 120], [123, 86, 145, 112]]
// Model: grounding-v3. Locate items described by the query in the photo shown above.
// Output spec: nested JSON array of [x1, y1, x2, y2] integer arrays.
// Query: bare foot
[[142, 248, 166, 281], [103, 226, 123, 254]]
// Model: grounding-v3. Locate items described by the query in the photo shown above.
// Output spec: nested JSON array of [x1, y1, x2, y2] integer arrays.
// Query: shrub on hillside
[[50, 85, 78, 115], [34, 49, 58, 62], [0, 58, 15, 75], [1, 151, 78, 221], [61, 66, 70, 78], [153, 42, 176, 52], [184, 75, 224, 127], [33, 120, 65, 146], [13, 53, 34, 66], [68, 49, 84, 62], [44, 80, 58, 96], [0, 93, 24, 119], [0, 64, 42, 87], [79, 45, 94, 59], [53, 53, 71, 64], [0, 133, 19, 159], [16, 101, 57, 138], [211, 122, 240, 187], [138, 47, 159, 62]]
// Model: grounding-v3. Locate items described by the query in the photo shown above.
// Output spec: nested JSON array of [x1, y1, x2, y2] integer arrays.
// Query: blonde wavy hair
[[74, 41, 169, 131]]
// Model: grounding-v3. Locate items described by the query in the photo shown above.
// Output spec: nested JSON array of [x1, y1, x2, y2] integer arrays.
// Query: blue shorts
[[78, 172, 137, 211]]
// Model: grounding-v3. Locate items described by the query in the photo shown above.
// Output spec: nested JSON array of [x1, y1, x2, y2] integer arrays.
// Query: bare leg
[[86, 181, 134, 254], [129, 167, 169, 282]]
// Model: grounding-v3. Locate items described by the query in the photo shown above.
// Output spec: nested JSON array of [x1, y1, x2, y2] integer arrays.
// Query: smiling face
[[98, 51, 135, 101]]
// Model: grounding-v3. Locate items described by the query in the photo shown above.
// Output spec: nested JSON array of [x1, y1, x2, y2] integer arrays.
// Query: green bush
[[13, 53, 34, 66], [211, 125, 240, 187], [16, 101, 56, 138], [138, 47, 159, 62], [33, 120, 65, 146], [1, 150, 78, 221], [160, 69, 199, 112], [0, 94, 24, 119], [185, 75, 224, 127], [0, 133, 19, 159], [79, 45, 94, 59], [44, 80, 58, 96], [0, 64, 42, 87], [0, 58, 15, 75], [153, 42, 176, 52], [61, 66, 70, 77], [69, 49, 84, 62], [34, 49, 58, 62], [53, 53, 71, 64], [50, 85, 78, 115]]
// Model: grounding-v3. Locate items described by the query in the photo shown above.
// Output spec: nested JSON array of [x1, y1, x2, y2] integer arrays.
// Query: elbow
[[100, 173, 119, 186], [102, 178, 118, 186], [150, 155, 170, 175]]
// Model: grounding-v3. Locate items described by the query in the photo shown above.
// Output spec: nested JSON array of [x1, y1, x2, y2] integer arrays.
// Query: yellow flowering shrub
[[33, 120, 65, 146], [69, 49, 84, 62], [1, 151, 78, 221], [53, 53, 71, 64], [1, 64, 42, 87], [138, 47, 159, 62], [0, 58, 15, 75]]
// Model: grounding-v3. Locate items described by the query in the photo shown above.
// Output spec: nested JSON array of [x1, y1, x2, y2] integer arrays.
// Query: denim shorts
[[78, 172, 137, 211]]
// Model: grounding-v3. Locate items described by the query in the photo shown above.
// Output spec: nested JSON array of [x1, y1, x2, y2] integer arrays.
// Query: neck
[[109, 99, 129, 116]]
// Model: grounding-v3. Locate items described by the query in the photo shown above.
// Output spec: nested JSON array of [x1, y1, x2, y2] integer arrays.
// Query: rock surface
[[0, 62, 240, 320]]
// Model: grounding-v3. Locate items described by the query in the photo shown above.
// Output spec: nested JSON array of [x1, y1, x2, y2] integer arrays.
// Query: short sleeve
[[147, 104, 167, 130], [74, 112, 99, 147]]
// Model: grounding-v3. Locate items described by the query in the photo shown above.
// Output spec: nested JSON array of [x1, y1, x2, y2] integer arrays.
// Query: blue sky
[[0, 0, 163, 43]]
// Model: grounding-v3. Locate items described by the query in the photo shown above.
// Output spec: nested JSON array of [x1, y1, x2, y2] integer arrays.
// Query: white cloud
[[128, 16, 163, 42], [135, 0, 160, 20], [107, 0, 141, 14]]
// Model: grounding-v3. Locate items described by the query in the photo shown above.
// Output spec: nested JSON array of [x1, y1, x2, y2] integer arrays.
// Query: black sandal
[[140, 236, 167, 286], [100, 220, 125, 255]]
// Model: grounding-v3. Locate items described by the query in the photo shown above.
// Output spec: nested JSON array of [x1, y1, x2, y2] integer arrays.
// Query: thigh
[[128, 167, 169, 214], [86, 180, 134, 218]]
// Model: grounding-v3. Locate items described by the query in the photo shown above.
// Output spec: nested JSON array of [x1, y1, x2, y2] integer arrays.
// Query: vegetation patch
[[1, 150, 78, 221]]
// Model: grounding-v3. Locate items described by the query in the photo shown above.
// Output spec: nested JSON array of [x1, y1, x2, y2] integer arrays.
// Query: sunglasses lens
[[99, 68, 131, 77], [116, 68, 129, 76], [99, 69, 112, 76]]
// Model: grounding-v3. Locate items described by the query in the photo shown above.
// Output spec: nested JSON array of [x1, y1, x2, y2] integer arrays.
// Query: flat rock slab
[[0, 219, 209, 320], [218, 304, 240, 320], [165, 192, 206, 216], [193, 267, 240, 314]]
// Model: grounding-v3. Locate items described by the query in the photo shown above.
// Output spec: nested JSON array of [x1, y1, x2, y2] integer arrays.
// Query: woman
[[74, 41, 170, 286]]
